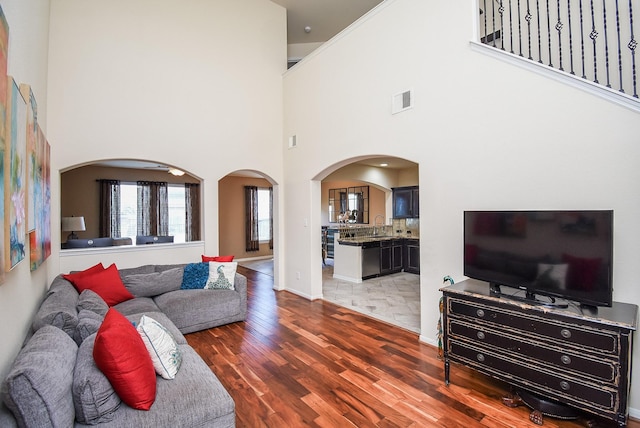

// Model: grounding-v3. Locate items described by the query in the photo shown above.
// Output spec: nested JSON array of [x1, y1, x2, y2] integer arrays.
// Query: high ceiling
[[270, 0, 384, 45]]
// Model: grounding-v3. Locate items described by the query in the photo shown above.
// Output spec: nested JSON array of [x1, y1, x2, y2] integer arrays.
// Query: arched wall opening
[[311, 155, 420, 332], [218, 170, 281, 289], [60, 159, 201, 244]]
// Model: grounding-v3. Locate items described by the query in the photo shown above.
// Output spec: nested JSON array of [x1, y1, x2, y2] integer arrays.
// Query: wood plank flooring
[[186, 267, 639, 428]]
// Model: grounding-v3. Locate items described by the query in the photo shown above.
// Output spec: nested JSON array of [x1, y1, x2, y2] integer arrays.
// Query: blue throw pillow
[[180, 263, 209, 289]]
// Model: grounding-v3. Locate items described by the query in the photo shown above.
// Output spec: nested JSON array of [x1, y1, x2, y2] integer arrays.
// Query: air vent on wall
[[392, 89, 413, 114]]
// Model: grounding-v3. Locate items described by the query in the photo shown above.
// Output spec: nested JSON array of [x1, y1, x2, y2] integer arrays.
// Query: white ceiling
[[270, 0, 384, 45]]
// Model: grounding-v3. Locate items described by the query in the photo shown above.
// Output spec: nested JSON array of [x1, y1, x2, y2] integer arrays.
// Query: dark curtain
[[185, 183, 201, 241], [244, 186, 259, 252], [268, 187, 273, 250], [98, 179, 120, 237], [137, 181, 168, 236]]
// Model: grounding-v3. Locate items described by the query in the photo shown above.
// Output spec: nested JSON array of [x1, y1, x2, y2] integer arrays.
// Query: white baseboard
[[235, 255, 273, 262]]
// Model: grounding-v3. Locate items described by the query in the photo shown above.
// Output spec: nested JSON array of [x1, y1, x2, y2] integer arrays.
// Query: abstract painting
[[21, 84, 47, 271], [5, 77, 26, 270], [0, 6, 8, 281], [21, 84, 37, 233], [43, 134, 50, 260]]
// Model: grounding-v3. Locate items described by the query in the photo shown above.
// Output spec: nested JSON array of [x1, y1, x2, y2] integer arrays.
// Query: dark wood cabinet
[[441, 280, 637, 427], [404, 239, 420, 274], [380, 240, 392, 274], [392, 186, 419, 218], [380, 239, 407, 275], [392, 240, 404, 272]]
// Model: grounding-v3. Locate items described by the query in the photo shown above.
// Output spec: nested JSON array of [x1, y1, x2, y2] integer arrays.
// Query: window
[[168, 186, 186, 242], [119, 183, 187, 243], [257, 188, 271, 242]]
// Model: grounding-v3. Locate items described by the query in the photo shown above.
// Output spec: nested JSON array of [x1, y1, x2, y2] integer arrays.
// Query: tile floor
[[322, 259, 421, 333], [239, 257, 421, 333]]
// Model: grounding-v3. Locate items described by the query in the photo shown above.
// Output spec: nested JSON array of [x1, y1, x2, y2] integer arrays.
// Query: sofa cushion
[[1, 325, 77, 428], [77, 289, 109, 316], [180, 262, 209, 289], [155, 264, 187, 273], [93, 308, 156, 410], [122, 267, 183, 298], [81, 346, 235, 427], [113, 296, 161, 316], [31, 276, 79, 337], [68, 264, 135, 306], [73, 333, 121, 424], [205, 262, 237, 290], [137, 315, 183, 380], [118, 264, 156, 278], [154, 288, 241, 333], [74, 309, 104, 345]]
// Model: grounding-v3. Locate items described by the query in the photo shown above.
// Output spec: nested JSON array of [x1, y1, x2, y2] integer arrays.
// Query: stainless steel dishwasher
[[361, 241, 381, 279]]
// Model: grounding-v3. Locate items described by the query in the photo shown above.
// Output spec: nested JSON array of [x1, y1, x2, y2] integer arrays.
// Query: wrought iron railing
[[479, 0, 638, 98]]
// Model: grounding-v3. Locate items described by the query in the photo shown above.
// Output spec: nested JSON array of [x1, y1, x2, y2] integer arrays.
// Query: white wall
[[0, 0, 286, 380], [0, 0, 51, 381], [283, 0, 640, 411], [59, 242, 205, 273], [46, 0, 286, 283]]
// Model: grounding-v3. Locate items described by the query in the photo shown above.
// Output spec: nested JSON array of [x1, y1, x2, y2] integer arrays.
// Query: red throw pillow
[[62, 262, 105, 283], [93, 308, 156, 410], [201, 255, 235, 262], [68, 264, 134, 306]]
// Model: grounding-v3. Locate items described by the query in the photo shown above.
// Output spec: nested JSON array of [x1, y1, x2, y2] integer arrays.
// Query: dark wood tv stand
[[441, 279, 638, 427]]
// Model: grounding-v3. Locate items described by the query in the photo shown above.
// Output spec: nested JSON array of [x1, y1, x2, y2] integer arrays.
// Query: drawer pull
[[561, 355, 572, 365], [560, 329, 572, 339], [560, 381, 570, 391], [476, 309, 485, 318], [476, 331, 485, 340], [477, 353, 485, 362]]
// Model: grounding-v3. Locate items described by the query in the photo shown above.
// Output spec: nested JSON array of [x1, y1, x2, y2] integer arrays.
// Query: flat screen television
[[464, 210, 613, 308]]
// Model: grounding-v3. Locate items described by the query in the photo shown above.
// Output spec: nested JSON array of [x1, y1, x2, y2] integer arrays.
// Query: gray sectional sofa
[[0, 263, 247, 427]]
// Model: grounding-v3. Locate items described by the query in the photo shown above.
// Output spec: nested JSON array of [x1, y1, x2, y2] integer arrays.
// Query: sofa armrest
[[234, 273, 248, 321]]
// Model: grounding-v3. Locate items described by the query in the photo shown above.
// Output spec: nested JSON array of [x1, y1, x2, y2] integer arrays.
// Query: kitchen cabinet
[[380, 239, 403, 275], [404, 239, 420, 274], [392, 240, 404, 272], [380, 240, 392, 274], [392, 186, 419, 218]]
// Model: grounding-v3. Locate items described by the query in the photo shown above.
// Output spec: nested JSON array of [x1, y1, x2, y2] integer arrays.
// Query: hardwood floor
[[186, 267, 639, 427]]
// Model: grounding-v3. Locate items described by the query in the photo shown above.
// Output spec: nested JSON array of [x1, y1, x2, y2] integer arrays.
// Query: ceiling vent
[[392, 89, 413, 114]]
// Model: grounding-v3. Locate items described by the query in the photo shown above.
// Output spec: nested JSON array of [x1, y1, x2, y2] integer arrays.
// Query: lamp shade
[[61, 216, 86, 232]]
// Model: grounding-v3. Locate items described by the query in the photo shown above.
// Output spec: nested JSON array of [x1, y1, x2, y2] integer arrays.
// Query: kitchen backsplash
[[392, 218, 419, 238]]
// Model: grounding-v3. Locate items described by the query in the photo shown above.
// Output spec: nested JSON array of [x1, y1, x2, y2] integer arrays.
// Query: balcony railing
[[479, 0, 638, 99]]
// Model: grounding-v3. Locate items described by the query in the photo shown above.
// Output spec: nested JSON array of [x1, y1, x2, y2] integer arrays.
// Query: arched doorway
[[315, 156, 420, 333], [218, 170, 281, 289]]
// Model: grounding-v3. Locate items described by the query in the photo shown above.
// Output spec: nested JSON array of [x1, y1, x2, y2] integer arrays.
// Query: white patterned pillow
[[136, 315, 182, 380], [205, 262, 237, 290]]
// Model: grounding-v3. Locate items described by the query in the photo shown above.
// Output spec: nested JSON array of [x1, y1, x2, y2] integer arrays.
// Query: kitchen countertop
[[337, 236, 419, 246]]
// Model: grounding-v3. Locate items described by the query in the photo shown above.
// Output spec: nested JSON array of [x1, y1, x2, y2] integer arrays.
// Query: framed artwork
[[43, 134, 50, 260], [21, 84, 37, 233], [0, 6, 7, 282], [5, 77, 26, 271]]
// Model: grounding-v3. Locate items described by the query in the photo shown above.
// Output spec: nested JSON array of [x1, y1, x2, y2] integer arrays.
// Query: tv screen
[[464, 210, 613, 307]]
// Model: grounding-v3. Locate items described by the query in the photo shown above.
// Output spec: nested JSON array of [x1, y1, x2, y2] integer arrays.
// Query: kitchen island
[[333, 230, 419, 282]]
